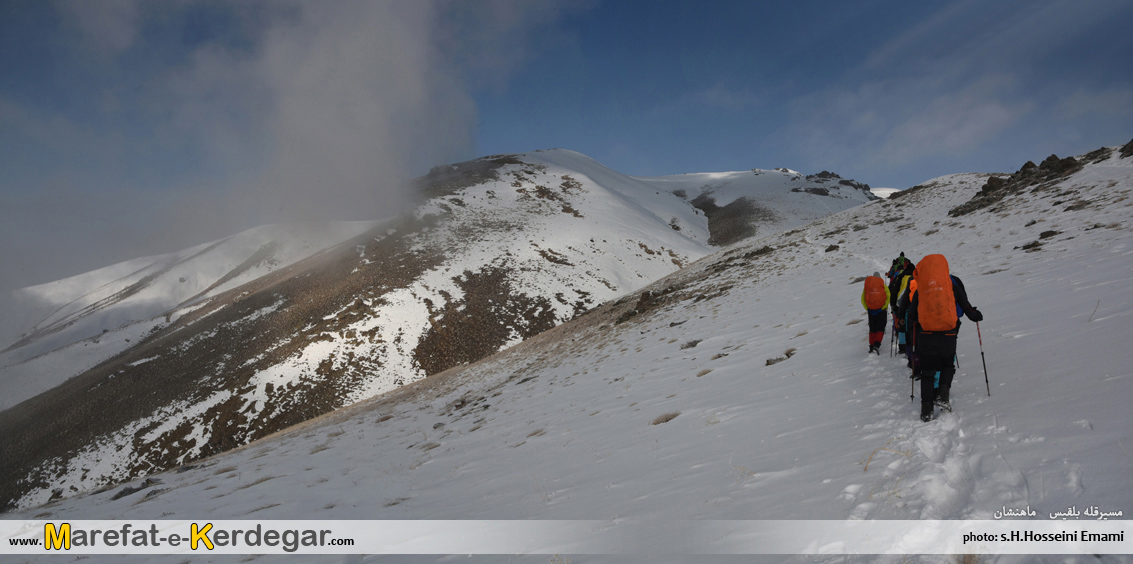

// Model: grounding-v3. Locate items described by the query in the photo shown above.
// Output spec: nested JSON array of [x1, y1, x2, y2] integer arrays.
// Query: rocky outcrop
[[798, 171, 875, 199], [949, 153, 1082, 217]]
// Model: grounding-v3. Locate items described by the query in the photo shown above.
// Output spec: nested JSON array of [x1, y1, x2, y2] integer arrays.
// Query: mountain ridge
[[0, 149, 876, 509], [5, 143, 1129, 563]]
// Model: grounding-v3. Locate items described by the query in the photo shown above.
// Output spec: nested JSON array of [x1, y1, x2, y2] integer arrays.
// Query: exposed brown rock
[[414, 266, 557, 376], [949, 150, 1087, 217]]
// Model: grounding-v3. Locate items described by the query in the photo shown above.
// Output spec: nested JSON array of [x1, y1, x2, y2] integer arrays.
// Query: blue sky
[[1, 0, 1132, 295], [476, 0, 1133, 183]]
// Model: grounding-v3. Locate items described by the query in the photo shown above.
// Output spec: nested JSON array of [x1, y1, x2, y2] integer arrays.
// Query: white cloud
[[155, 0, 592, 226], [1, 0, 588, 298], [862, 0, 1128, 80], [785, 74, 1033, 174], [1059, 88, 1133, 119], [165, 1, 477, 224], [874, 77, 1034, 167], [781, 0, 1129, 178], [441, 0, 595, 89]]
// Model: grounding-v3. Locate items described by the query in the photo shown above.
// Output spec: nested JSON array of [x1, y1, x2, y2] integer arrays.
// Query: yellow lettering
[[45, 523, 70, 551], [191, 523, 214, 550]]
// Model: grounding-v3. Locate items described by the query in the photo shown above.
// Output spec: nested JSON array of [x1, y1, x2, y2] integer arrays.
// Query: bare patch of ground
[[689, 195, 779, 246], [414, 265, 558, 377]]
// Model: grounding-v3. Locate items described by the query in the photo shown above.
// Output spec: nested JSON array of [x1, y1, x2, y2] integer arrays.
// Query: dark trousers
[[867, 310, 887, 346], [917, 330, 957, 403]]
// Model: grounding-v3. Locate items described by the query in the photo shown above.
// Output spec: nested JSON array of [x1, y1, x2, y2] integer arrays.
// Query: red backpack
[[914, 254, 957, 331], [864, 276, 887, 310]]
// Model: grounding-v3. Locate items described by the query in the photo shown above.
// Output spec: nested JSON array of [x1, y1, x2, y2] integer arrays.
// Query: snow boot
[[934, 386, 952, 412], [920, 402, 934, 422], [897, 344, 906, 354]]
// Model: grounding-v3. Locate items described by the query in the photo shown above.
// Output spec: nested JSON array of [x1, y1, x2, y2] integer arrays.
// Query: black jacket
[[889, 266, 914, 311]]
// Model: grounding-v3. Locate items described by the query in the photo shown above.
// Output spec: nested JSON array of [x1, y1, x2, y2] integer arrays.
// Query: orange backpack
[[864, 276, 887, 310], [914, 254, 957, 331]]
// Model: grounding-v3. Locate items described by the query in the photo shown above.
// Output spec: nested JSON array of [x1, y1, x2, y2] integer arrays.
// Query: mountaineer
[[861, 272, 891, 355], [889, 260, 916, 354], [907, 254, 984, 421], [886, 252, 911, 282]]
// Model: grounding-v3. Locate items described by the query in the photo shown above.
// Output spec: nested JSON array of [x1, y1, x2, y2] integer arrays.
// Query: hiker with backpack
[[895, 267, 919, 375], [887, 252, 911, 282], [907, 254, 984, 422], [861, 272, 891, 355], [890, 260, 916, 354]]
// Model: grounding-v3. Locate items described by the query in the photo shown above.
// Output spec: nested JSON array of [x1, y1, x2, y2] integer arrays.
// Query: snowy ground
[[4, 147, 1132, 563]]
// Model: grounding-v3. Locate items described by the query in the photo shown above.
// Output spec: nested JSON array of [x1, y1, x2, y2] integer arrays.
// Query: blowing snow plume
[[0, 0, 587, 346], [190, 1, 474, 225]]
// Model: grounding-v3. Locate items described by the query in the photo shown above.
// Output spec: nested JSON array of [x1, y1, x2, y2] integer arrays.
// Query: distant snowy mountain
[[6, 141, 1130, 563], [2, 221, 382, 357], [0, 221, 381, 409], [0, 149, 874, 510]]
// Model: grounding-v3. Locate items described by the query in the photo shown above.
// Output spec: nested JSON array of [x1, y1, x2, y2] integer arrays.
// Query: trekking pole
[[890, 317, 896, 357], [910, 328, 916, 402], [977, 322, 990, 396]]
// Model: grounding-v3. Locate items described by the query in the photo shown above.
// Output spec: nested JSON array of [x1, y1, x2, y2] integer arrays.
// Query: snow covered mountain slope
[[1, 221, 381, 361], [0, 149, 873, 510], [5, 142, 1131, 564], [0, 221, 383, 415]]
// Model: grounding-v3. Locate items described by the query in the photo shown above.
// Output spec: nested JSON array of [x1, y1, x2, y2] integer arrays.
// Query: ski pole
[[893, 314, 899, 357], [910, 326, 916, 402], [890, 316, 896, 357], [977, 322, 990, 396]]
